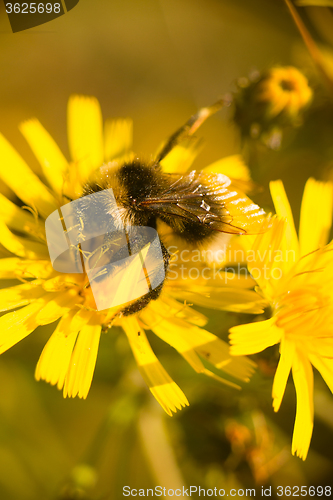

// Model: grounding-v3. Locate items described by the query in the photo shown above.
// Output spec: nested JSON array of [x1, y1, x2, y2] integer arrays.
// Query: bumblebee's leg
[[156, 98, 225, 162]]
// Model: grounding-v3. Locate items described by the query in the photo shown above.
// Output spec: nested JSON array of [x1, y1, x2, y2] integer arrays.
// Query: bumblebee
[[78, 100, 267, 316]]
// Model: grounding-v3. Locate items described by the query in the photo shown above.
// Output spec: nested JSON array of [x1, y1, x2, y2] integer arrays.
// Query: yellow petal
[[192, 332, 256, 383], [70, 308, 94, 332], [247, 216, 292, 296], [42, 274, 83, 292], [265, 90, 289, 118], [306, 338, 333, 358], [229, 318, 283, 356], [299, 178, 333, 255], [160, 137, 203, 173], [0, 281, 45, 312], [203, 154, 251, 181], [0, 193, 44, 237], [308, 354, 333, 394], [269, 180, 299, 260], [0, 220, 49, 259], [140, 304, 205, 373], [63, 318, 102, 399], [36, 289, 80, 326], [62, 161, 84, 199], [203, 233, 247, 265], [0, 133, 58, 218], [13, 259, 54, 280], [159, 294, 208, 327], [0, 300, 47, 354], [143, 301, 255, 382], [122, 315, 189, 415], [167, 259, 256, 288], [169, 287, 266, 314], [68, 95, 104, 183], [20, 119, 69, 195], [0, 257, 22, 279], [291, 351, 314, 460], [104, 118, 133, 162], [272, 338, 295, 412], [35, 310, 79, 390]]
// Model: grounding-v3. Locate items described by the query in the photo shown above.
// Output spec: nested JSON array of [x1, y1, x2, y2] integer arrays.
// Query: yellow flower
[[229, 178, 333, 459], [0, 96, 265, 415], [255, 66, 313, 121], [234, 66, 313, 146]]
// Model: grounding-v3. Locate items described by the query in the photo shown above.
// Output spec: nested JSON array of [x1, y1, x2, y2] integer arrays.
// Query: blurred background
[[1, 0, 333, 498]]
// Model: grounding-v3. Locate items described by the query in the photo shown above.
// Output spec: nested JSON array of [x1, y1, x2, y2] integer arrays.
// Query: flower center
[[275, 286, 329, 338], [280, 79, 296, 92]]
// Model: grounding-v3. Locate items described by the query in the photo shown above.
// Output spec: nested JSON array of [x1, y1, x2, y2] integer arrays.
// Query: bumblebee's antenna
[[156, 98, 226, 162]]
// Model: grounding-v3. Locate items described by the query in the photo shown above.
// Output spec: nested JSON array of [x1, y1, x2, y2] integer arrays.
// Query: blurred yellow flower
[[229, 178, 333, 459], [0, 96, 264, 415], [234, 66, 313, 147], [256, 66, 313, 121]]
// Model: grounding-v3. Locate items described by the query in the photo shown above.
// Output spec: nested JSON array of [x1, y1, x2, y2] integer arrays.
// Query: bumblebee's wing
[[225, 177, 260, 195], [137, 171, 268, 235]]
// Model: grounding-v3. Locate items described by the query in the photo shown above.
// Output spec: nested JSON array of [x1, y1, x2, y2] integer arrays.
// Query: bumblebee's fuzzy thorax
[[116, 160, 167, 202], [83, 159, 168, 228]]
